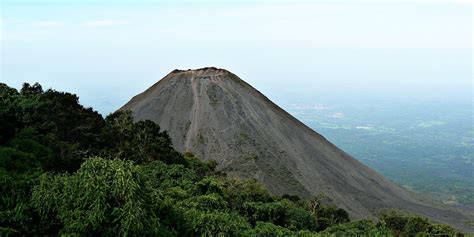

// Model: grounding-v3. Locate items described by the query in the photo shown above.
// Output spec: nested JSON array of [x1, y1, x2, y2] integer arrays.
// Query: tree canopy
[[0, 83, 461, 236]]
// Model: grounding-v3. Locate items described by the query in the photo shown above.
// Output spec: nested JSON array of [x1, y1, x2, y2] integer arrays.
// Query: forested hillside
[[0, 83, 462, 236]]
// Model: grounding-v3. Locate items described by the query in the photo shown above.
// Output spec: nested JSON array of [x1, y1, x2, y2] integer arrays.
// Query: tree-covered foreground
[[0, 83, 462, 236]]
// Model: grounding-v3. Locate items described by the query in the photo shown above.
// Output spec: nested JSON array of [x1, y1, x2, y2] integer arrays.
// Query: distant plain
[[277, 97, 473, 208]]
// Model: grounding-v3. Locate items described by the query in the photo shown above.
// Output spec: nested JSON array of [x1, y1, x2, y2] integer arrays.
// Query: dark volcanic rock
[[121, 67, 473, 232]]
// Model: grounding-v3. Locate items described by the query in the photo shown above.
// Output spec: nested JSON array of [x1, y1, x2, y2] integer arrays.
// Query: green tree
[[31, 157, 171, 236], [101, 111, 184, 165], [0, 82, 464, 236], [181, 209, 250, 236]]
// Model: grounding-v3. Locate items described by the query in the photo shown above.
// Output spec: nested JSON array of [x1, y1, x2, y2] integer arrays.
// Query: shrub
[[403, 216, 431, 235], [182, 209, 250, 236], [243, 222, 293, 236], [315, 205, 350, 231], [241, 201, 286, 225], [379, 210, 409, 234], [31, 157, 165, 236], [321, 220, 377, 236]]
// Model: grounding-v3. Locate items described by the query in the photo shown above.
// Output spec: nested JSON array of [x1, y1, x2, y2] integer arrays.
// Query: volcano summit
[[121, 67, 472, 231]]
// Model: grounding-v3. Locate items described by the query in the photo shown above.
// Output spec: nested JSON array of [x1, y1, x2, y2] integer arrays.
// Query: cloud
[[81, 20, 130, 27], [31, 21, 65, 27]]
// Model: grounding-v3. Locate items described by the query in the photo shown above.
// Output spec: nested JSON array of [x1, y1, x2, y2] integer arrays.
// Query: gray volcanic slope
[[121, 67, 473, 232]]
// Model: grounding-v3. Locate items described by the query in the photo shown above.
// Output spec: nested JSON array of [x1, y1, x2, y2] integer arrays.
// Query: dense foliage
[[0, 83, 462, 236]]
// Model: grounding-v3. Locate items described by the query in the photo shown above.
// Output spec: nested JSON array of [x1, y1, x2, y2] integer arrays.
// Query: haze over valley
[[1, 0, 472, 235], [280, 96, 474, 207]]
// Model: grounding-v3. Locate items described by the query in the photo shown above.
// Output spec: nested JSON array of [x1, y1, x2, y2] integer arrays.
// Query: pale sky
[[1, 0, 472, 114]]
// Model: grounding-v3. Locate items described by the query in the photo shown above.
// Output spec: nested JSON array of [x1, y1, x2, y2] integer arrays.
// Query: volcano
[[121, 67, 472, 231]]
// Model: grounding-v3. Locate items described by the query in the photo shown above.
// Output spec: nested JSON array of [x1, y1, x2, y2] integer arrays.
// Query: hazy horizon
[[1, 0, 472, 115]]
